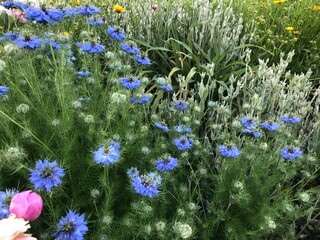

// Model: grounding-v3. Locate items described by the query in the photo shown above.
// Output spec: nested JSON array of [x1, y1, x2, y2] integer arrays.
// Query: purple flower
[[130, 95, 151, 104], [173, 135, 193, 150], [219, 145, 241, 158], [120, 43, 140, 55], [240, 117, 257, 128], [128, 169, 162, 198], [280, 147, 302, 160], [154, 122, 169, 132], [134, 55, 151, 65], [174, 101, 188, 111], [260, 121, 280, 131], [119, 77, 141, 90], [77, 42, 105, 54], [155, 155, 178, 172], [93, 142, 121, 166], [107, 26, 125, 41], [280, 116, 301, 124], [242, 128, 261, 138]]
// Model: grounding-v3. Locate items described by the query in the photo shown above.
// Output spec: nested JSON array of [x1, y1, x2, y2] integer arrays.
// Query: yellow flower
[[292, 30, 300, 35], [312, 5, 320, 10], [274, 0, 286, 4], [113, 4, 125, 13], [260, 3, 265, 9], [285, 26, 294, 31], [63, 32, 70, 37], [72, 0, 80, 5]]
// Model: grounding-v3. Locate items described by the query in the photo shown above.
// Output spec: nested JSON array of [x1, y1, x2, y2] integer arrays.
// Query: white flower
[[0, 214, 36, 240], [174, 222, 193, 239]]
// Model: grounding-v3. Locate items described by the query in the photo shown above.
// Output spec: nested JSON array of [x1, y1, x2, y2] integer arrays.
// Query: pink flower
[[0, 214, 37, 240], [12, 9, 27, 23], [10, 190, 43, 221], [152, 3, 158, 11]]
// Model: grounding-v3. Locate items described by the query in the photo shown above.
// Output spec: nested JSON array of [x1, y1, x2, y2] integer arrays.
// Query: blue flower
[[79, 97, 91, 102], [0, 189, 17, 220], [128, 169, 162, 198], [240, 117, 257, 128], [63, 8, 79, 18], [154, 122, 169, 132], [53, 210, 88, 240], [260, 121, 280, 131], [76, 70, 91, 77], [87, 17, 104, 26], [25, 7, 52, 23], [107, 26, 125, 41], [173, 125, 191, 133], [280, 115, 301, 124], [174, 101, 188, 111], [120, 43, 140, 55], [77, 42, 105, 54], [29, 159, 65, 192], [130, 95, 151, 104], [0, 86, 9, 96], [119, 77, 141, 90], [155, 155, 178, 172], [219, 145, 241, 158], [173, 135, 193, 150], [2, 1, 27, 9], [45, 39, 61, 50], [13, 36, 43, 50], [47, 9, 65, 23], [93, 142, 121, 166], [4, 32, 19, 40], [159, 85, 173, 92], [134, 55, 151, 65], [77, 5, 100, 16], [280, 147, 302, 160], [242, 128, 261, 138]]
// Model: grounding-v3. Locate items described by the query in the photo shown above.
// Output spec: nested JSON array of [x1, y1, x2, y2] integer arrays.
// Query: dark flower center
[[141, 175, 150, 187], [180, 138, 187, 144], [62, 222, 74, 232], [24, 36, 31, 42], [104, 147, 109, 155], [288, 148, 294, 153], [42, 168, 53, 178]]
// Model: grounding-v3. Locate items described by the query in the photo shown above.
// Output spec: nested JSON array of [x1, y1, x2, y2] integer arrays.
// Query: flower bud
[[10, 190, 43, 221], [16, 104, 29, 114]]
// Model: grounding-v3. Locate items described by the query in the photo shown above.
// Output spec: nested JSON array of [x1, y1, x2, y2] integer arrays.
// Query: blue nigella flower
[[47, 8, 65, 23], [280, 115, 301, 124], [63, 8, 79, 18], [0, 86, 9, 96], [280, 147, 302, 160], [79, 97, 91, 102], [134, 55, 151, 65], [93, 142, 121, 166], [119, 77, 141, 90], [29, 159, 65, 192], [154, 121, 169, 132], [130, 95, 151, 104], [120, 43, 140, 55], [174, 101, 188, 111], [159, 85, 173, 92], [173, 135, 194, 151], [77, 5, 100, 16], [241, 117, 257, 128], [242, 128, 261, 138], [87, 17, 104, 26], [13, 36, 43, 50], [77, 42, 105, 54], [76, 70, 91, 77], [0, 189, 17, 220], [260, 121, 280, 131], [4, 32, 19, 40], [107, 26, 125, 41], [155, 155, 178, 172], [219, 145, 241, 158], [173, 125, 191, 133], [53, 210, 88, 240], [45, 39, 61, 50], [128, 168, 162, 198], [2, 1, 27, 9], [25, 7, 52, 23]]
